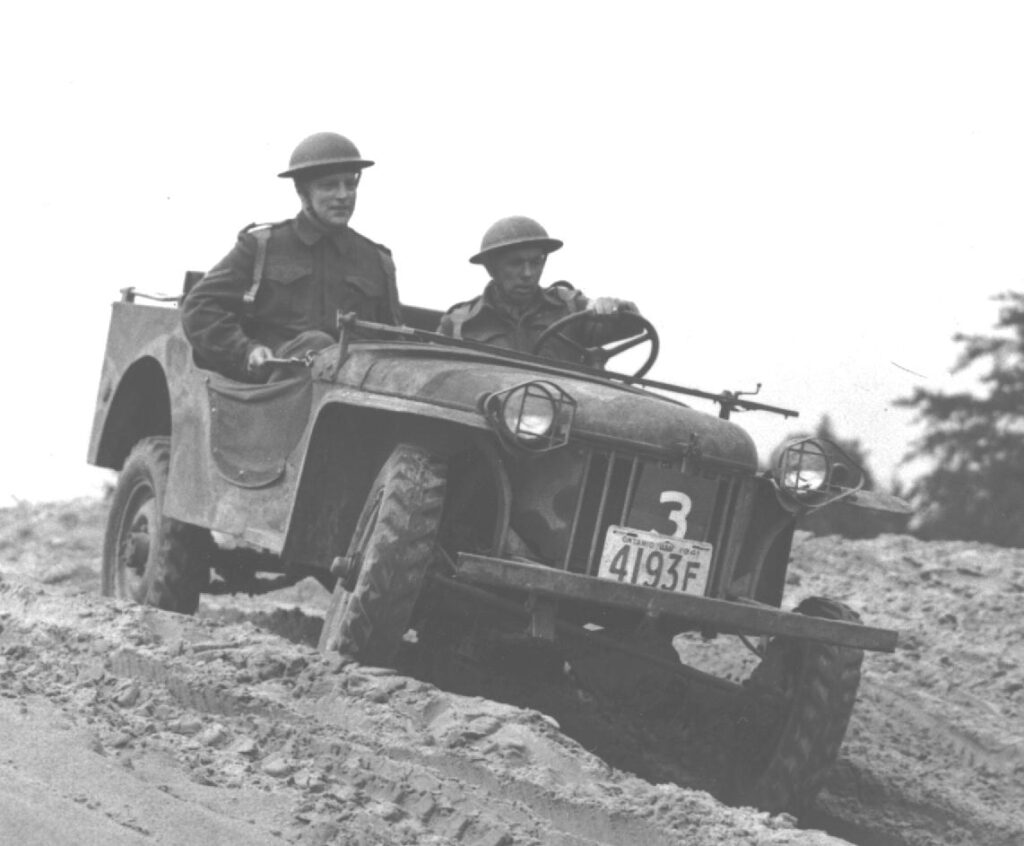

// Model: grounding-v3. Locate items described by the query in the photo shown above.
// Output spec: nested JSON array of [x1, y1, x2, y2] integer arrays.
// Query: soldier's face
[[489, 246, 548, 304], [306, 171, 361, 229]]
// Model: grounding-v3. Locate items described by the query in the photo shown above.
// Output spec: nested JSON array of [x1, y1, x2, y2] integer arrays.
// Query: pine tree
[[897, 291, 1024, 546]]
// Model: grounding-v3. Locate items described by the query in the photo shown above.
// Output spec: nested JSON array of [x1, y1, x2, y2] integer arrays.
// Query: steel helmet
[[278, 132, 375, 178], [469, 216, 564, 264]]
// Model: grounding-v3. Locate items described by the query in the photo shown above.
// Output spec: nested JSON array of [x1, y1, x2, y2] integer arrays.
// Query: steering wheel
[[530, 309, 660, 378]]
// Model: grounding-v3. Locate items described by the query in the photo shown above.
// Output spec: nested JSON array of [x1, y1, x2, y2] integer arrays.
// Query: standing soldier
[[182, 132, 401, 381]]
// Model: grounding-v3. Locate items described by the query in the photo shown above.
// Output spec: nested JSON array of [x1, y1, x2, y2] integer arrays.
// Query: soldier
[[182, 132, 401, 381], [438, 216, 642, 365]]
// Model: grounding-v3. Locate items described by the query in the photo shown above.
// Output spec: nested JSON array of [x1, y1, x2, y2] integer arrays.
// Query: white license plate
[[597, 525, 712, 596]]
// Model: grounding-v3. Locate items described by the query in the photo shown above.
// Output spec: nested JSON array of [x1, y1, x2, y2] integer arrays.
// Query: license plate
[[597, 525, 712, 596]]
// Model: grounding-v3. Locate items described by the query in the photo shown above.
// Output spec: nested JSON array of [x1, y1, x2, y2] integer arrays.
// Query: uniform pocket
[[261, 258, 314, 323], [265, 258, 313, 285], [344, 274, 383, 298], [332, 274, 383, 320]]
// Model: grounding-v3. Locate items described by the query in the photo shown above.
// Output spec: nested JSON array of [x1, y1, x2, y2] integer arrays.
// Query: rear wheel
[[102, 437, 211, 614], [733, 596, 864, 815], [318, 443, 446, 666]]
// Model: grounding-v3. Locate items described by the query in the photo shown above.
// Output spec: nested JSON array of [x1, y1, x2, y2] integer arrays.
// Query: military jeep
[[88, 280, 909, 815]]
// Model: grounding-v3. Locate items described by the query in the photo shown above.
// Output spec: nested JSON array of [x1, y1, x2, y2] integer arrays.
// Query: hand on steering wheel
[[530, 308, 660, 378]]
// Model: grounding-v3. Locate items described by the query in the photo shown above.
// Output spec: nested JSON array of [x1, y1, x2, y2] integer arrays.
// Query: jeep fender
[[90, 355, 171, 470], [729, 478, 797, 606], [280, 400, 505, 572], [88, 302, 184, 469]]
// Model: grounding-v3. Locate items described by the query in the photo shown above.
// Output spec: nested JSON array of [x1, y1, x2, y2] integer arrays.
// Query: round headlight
[[484, 380, 577, 452], [783, 467, 827, 492], [502, 384, 555, 442], [773, 437, 867, 509], [777, 439, 830, 494]]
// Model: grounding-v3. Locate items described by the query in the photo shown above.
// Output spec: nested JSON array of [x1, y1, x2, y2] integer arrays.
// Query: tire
[[102, 437, 212, 614], [733, 596, 864, 816], [318, 443, 446, 666]]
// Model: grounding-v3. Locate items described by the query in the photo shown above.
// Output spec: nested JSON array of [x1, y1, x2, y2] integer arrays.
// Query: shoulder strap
[[439, 308, 464, 339], [243, 227, 273, 314], [439, 297, 481, 339]]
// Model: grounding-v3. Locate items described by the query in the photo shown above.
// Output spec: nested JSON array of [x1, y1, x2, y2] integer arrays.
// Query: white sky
[[2, 1, 1022, 503]]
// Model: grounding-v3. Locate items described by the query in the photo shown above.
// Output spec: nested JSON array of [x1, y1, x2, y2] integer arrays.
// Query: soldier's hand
[[246, 344, 274, 375], [589, 297, 638, 316]]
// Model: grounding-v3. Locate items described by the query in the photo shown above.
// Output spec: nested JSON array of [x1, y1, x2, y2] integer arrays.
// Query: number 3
[[660, 491, 692, 539]]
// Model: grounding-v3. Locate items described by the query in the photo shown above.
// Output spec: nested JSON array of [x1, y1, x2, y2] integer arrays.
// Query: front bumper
[[455, 553, 899, 653]]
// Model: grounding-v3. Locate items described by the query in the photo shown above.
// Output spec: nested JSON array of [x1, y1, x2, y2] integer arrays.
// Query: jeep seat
[[401, 305, 444, 333]]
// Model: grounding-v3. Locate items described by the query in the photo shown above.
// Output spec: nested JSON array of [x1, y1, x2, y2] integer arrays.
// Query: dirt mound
[[1, 499, 1022, 845], [675, 533, 1024, 845]]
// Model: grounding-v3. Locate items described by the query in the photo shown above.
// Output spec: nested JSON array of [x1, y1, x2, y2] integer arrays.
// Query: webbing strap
[[243, 228, 272, 314]]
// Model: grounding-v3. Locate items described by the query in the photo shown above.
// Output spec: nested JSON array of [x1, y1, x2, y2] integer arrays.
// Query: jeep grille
[[559, 446, 747, 597]]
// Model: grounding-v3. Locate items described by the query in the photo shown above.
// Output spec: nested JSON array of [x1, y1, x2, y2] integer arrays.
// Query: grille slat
[[585, 451, 617, 572], [563, 451, 593, 570], [619, 457, 641, 524]]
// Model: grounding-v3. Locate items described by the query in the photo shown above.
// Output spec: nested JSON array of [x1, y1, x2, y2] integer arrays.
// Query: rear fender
[[91, 356, 171, 470], [88, 301, 182, 469]]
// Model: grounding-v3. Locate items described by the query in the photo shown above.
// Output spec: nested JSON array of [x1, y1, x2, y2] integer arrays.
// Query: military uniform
[[438, 281, 637, 365], [182, 209, 400, 380]]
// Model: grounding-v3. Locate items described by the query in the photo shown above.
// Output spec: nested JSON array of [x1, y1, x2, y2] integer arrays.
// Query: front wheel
[[318, 443, 447, 666], [733, 596, 864, 816], [102, 437, 212, 614]]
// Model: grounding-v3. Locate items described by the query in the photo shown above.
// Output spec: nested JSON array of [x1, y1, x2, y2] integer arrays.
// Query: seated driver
[[438, 216, 642, 364]]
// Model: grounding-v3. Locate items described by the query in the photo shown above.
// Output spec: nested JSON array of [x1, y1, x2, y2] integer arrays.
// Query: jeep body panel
[[90, 305, 757, 558], [339, 344, 758, 469], [89, 296, 903, 652], [89, 302, 180, 470]]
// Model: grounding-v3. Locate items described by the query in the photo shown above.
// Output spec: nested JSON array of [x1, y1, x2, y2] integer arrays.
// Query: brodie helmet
[[469, 216, 564, 264], [278, 132, 374, 179]]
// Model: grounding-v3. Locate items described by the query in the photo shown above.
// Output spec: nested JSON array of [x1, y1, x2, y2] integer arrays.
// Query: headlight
[[484, 381, 577, 452], [783, 468, 826, 491], [502, 387, 555, 441], [772, 437, 866, 509], [776, 439, 830, 495]]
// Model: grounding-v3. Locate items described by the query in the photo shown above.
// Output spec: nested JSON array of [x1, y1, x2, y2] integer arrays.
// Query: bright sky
[[2, 1, 1022, 503]]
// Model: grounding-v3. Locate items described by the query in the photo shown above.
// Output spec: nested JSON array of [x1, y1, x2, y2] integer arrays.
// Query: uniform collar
[[294, 208, 353, 253], [482, 280, 555, 319]]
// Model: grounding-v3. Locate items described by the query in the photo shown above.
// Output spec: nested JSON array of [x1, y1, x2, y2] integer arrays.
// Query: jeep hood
[[333, 344, 759, 470]]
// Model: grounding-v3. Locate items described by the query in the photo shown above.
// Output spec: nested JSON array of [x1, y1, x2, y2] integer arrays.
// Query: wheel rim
[[319, 493, 382, 654], [114, 479, 157, 603]]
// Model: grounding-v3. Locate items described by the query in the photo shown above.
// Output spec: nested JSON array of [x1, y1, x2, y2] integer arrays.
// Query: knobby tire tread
[[332, 444, 446, 667], [738, 596, 864, 816], [103, 437, 211, 615]]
